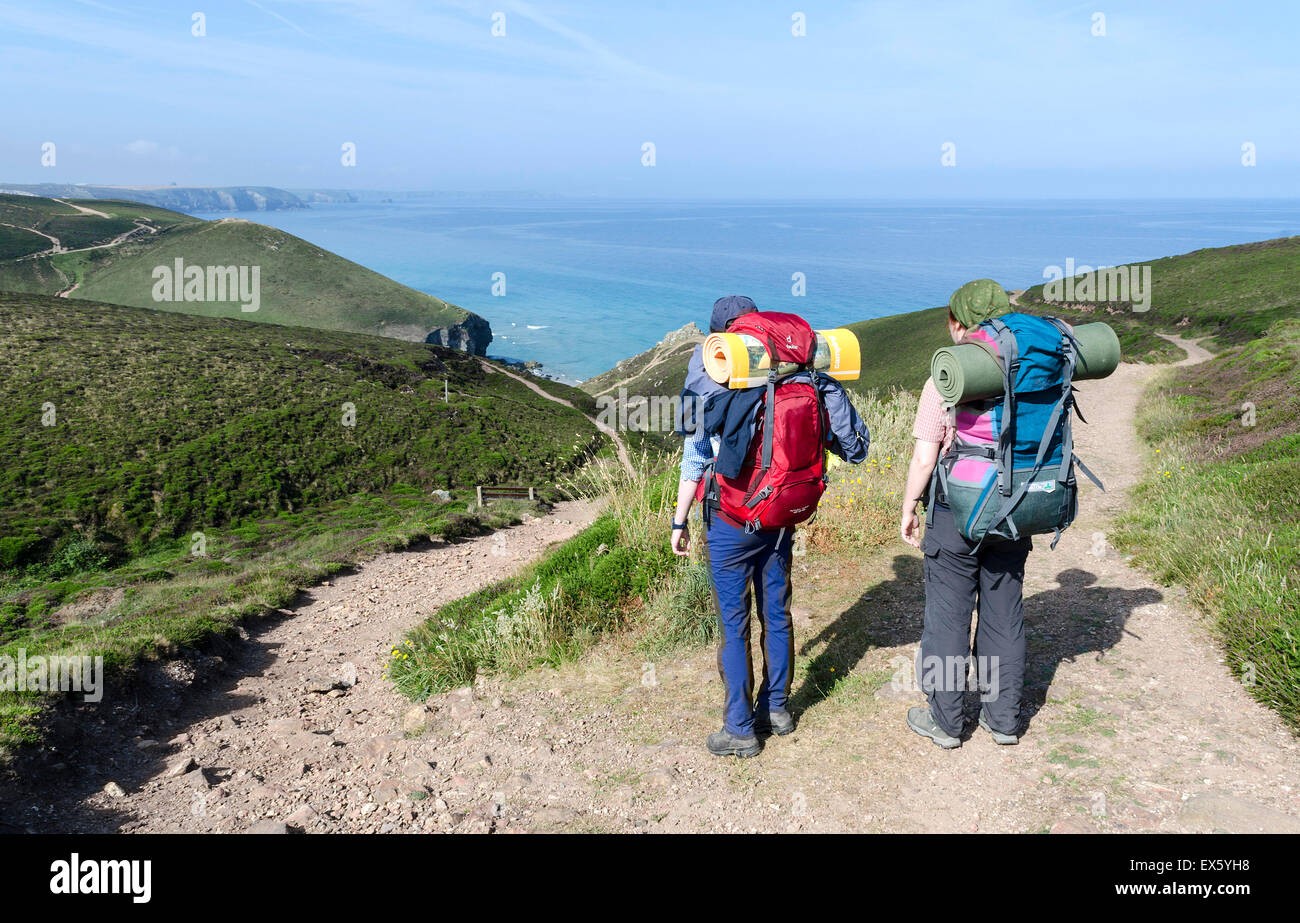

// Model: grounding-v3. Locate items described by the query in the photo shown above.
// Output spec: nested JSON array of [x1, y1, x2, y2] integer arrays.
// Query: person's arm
[[817, 375, 871, 463], [672, 478, 697, 556], [900, 378, 948, 548], [673, 425, 712, 556], [900, 439, 941, 548]]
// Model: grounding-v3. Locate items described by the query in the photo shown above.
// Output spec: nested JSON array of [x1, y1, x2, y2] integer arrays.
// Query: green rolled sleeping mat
[[930, 321, 1122, 405]]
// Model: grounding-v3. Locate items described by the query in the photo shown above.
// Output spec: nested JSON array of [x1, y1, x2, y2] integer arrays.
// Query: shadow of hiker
[[1015, 567, 1162, 731], [783, 555, 1163, 736], [788, 553, 924, 718]]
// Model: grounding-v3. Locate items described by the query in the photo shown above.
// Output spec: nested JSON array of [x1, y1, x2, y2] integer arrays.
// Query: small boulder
[[402, 705, 430, 735], [166, 756, 198, 778]]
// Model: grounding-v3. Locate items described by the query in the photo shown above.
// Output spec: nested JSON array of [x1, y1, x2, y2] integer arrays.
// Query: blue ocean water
[[227, 198, 1300, 382]]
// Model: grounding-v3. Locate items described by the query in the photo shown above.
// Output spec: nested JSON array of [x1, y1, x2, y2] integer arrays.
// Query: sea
[[206, 198, 1300, 383]]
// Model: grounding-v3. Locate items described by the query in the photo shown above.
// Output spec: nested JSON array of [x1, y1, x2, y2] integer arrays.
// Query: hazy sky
[[1, 0, 1296, 197]]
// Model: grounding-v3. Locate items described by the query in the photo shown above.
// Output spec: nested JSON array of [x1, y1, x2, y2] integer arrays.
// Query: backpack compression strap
[[1045, 317, 1105, 497], [1043, 318, 1104, 549], [985, 318, 1019, 498]]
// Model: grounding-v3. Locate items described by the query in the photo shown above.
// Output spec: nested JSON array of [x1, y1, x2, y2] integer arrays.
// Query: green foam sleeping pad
[[930, 321, 1122, 405]]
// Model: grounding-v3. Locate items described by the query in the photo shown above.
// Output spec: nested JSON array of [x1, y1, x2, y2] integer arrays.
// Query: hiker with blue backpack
[[900, 279, 1103, 749], [673, 295, 871, 758]]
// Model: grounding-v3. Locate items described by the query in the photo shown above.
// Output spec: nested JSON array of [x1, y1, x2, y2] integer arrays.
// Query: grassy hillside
[[0, 292, 606, 751], [0, 194, 484, 347], [1114, 318, 1300, 730], [1019, 236, 1300, 351], [0, 293, 601, 570]]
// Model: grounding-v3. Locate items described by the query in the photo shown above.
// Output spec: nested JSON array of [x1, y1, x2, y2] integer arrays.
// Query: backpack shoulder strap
[[760, 370, 777, 471]]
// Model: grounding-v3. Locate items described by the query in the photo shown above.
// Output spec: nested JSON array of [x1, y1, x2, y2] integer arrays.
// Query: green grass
[[1113, 318, 1300, 731], [389, 453, 681, 699], [0, 225, 51, 261]]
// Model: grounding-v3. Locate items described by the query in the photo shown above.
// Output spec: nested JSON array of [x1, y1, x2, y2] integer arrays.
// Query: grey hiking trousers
[[919, 503, 1032, 738]]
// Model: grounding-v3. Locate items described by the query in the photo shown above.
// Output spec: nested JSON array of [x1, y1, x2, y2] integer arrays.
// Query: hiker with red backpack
[[673, 295, 870, 758], [900, 279, 1102, 749]]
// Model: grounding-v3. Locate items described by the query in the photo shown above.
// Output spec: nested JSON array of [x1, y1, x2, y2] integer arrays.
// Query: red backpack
[[699, 312, 829, 532]]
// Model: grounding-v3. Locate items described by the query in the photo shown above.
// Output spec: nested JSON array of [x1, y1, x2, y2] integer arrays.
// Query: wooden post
[[476, 485, 483, 507], [444, 379, 449, 402], [528, 487, 535, 501]]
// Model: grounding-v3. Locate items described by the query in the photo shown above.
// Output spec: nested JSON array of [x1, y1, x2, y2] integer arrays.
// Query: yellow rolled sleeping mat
[[703, 328, 861, 389]]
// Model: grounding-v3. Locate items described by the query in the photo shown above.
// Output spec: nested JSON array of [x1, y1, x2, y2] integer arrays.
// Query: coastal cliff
[[426, 312, 493, 356]]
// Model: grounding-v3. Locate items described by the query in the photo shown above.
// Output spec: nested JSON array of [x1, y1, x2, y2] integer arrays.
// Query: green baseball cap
[[948, 278, 1011, 328]]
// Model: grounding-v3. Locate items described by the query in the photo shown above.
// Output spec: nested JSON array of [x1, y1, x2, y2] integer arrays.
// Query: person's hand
[[900, 504, 921, 549], [671, 525, 691, 556]]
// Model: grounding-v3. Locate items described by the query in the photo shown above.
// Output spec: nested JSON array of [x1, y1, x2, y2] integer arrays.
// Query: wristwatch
[[671, 521, 687, 530]]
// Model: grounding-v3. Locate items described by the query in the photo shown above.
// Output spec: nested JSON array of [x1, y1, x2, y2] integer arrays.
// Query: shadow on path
[[787, 554, 1162, 732]]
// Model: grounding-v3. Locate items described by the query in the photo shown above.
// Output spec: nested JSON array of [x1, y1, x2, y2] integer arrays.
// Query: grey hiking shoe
[[906, 706, 962, 749], [707, 729, 762, 759], [754, 708, 795, 736], [979, 708, 1019, 745]]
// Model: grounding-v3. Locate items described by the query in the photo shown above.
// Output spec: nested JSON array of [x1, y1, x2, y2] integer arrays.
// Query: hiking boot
[[906, 706, 961, 749], [979, 708, 1019, 745], [754, 708, 795, 736], [706, 729, 762, 759]]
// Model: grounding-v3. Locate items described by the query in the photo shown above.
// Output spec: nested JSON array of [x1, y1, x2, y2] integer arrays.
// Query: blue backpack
[[929, 313, 1104, 549]]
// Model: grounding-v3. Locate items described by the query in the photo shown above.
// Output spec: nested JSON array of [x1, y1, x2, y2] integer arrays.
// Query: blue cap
[[709, 295, 758, 333]]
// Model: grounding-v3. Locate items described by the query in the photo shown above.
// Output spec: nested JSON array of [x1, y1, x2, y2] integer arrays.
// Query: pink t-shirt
[[914, 327, 1000, 486], [912, 377, 954, 453], [913, 320, 1072, 482]]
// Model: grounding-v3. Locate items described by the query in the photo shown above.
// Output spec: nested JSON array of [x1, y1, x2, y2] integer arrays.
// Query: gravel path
[[6, 338, 1297, 835]]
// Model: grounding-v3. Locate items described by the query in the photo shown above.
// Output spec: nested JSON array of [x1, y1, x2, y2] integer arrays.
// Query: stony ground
[[5, 340, 1299, 834]]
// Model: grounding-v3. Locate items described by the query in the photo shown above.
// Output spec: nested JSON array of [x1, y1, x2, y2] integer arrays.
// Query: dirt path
[[9, 209, 159, 268], [418, 336, 1291, 835], [480, 359, 634, 476], [51, 198, 112, 218], [1, 501, 601, 833], [9, 339, 1298, 834]]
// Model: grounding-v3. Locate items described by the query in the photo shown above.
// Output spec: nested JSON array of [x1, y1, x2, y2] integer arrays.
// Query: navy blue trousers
[[705, 517, 795, 736]]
